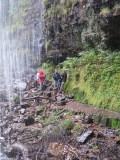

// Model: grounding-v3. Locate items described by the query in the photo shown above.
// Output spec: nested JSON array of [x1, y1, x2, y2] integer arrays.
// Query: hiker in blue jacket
[[53, 70, 60, 89]]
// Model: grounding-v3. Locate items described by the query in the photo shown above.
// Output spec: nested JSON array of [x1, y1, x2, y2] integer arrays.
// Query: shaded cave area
[[107, 15, 120, 50]]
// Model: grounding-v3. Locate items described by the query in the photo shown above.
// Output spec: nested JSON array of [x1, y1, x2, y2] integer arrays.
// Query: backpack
[[53, 72, 60, 81]]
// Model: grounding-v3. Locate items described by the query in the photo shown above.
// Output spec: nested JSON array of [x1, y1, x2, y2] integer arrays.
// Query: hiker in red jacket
[[38, 68, 45, 91]]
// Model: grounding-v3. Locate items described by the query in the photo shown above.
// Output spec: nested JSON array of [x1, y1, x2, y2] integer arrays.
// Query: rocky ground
[[0, 77, 120, 160]]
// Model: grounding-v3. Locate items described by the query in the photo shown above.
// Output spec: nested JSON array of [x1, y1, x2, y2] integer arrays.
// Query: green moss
[[63, 50, 120, 113], [46, 115, 59, 123], [39, 105, 46, 113], [72, 124, 82, 136], [43, 0, 49, 6], [52, 125, 62, 135], [100, 7, 110, 16], [39, 114, 60, 126], [13, 96, 20, 104], [41, 60, 54, 81], [105, 118, 120, 129], [60, 119, 74, 131], [39, 115, 46, 125], [65, 0, 78, 8]]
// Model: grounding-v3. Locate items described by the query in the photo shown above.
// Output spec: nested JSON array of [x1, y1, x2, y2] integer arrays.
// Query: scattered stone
[[48, 142, 80, 159], [0, 121, 8, 127], [0, 92, 7, 102], [95, 131, 105, 138], [3, 116, 8, 120], [13, 80, 27, 91], [34, 117, 39, 122], [44, 91, 52, 98], [21, 102, 30, 108], [35, 110, 41, 115], [57, 100, 66, 106], [24, 116, 34, 126], [57, 96, 66, 101], [20, 108, 26, 114], [77, 130, 93, 143], [67, 95, 74, 99], [6, 142, 30, 160], [84, 115, 94, 124], [23, 93, 29, 98], [48, 86, 53, 91], [4, 128, 11, 135], [74, 115, 81, 122], [43, 125, 52, 135], [7, 111, 15, 121], [0, 136, 5, 142], [56, 95, 67, 106], [13, 117, 19, 123], [115, 137, 120, 144]]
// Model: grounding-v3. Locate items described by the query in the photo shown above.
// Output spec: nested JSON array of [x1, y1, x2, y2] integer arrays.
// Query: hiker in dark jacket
[[58, 76, 63, 91], [53, 70, 60, 89], [59, 71, 67, 92], [61, 71, 67, 83]]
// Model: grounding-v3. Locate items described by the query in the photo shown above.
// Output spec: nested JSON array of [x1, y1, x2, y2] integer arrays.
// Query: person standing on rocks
[[59, 70, 67, 92], [53, 69, 60, 89], [58, 75, 63, 91], [38, 68, 45, 91]]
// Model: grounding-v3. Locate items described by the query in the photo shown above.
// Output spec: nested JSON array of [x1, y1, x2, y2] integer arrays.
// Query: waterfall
[[0, 0, 44, 104], [0, 0, 43, 158]]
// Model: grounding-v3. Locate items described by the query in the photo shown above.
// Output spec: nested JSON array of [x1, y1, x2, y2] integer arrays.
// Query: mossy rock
[[93, 115, 120, 129], [100, 7, 110, 16], [93, 115, 102, 124], [107, 118, 119, 129], [72, 124, 82, 136]]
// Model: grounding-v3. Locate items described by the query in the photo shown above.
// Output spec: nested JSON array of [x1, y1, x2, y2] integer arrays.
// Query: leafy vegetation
[[63, 50, 120, 112], [43, 50, 120, 113], [42, 61, 54, 80], [60, 119, 74, 131], [52, 119, 74, 135], [71, 124, 82, 136], [13, 95, 20, 104]]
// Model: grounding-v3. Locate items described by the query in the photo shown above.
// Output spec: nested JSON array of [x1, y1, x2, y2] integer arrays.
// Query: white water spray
[[0, 0, 43, 157]]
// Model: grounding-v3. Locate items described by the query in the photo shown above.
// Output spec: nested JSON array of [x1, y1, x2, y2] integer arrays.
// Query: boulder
[[77, 130, 93, 143], [20, 108, 26, 114]]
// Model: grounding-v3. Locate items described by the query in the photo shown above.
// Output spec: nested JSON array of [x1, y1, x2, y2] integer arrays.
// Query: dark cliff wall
[[43, 0, 120, 62]]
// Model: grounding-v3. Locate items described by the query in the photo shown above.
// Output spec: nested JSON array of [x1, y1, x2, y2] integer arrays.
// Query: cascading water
[[0, 0, 43, 158]]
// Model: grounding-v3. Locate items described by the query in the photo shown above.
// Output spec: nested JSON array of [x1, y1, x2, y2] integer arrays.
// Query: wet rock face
[[99, 1, 120, 50], [43, 0, 120, 62], [101, 15, 120, 50]]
